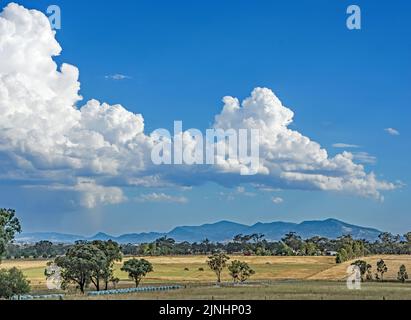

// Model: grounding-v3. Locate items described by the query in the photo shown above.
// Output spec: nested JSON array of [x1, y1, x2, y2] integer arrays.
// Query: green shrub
[[0, 268, 30, 299]]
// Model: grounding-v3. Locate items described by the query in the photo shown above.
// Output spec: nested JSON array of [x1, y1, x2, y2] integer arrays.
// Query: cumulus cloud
[[385, 128, 400, 136], [211, 88, 397, 199], [135, 193, 188, 204], [72, 179, 127, 208], [0, 3, 399, 207], [0, 3, 150, 203]]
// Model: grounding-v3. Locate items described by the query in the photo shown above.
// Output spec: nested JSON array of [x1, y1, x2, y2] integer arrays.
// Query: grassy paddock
[[2, 255, 411, 299], [1, 255, 335, 291]]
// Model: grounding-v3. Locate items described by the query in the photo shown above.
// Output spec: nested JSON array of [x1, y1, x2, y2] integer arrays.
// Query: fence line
[[87, 285, 182, 296]]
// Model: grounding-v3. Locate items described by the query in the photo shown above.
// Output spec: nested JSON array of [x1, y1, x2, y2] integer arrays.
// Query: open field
[[2, 255, 411, 299], [1, 255, 335, 291]]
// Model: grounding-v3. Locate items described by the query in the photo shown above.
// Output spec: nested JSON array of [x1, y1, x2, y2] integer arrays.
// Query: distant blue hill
[[16, 218, 383, 244], [168, 220, 249, 243], [16, 232, 87, 244]]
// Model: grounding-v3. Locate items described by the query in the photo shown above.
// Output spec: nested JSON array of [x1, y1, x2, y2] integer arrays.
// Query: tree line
[[8, 231, 411, 264], [122, 231, 411, 263]]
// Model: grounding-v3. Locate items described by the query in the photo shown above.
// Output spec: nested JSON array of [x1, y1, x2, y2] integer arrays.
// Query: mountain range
[[15, 218, 383, 244]]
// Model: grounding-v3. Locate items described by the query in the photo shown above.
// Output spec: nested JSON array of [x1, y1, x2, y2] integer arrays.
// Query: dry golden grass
[[1, 255, 335, 291], [0, 259, 50, 269], [309, 255, 411, 281], [0, 259, 53, 289], [113, 255, 335, 284], [3, 255, 411, 298]]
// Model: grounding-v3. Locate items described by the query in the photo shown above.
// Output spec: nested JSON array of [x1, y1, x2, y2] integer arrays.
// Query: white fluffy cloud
[[73, 179, 127, 208], [0, 3, 398, 207], [212, 88, 396, 199], [0, 4, 151, 176]]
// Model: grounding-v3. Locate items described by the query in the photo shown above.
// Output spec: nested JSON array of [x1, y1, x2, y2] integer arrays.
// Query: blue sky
[[1, 0, 410, 235]]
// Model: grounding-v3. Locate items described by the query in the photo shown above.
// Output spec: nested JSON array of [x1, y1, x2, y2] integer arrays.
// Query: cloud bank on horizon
[[0, 3, 398, 208]]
